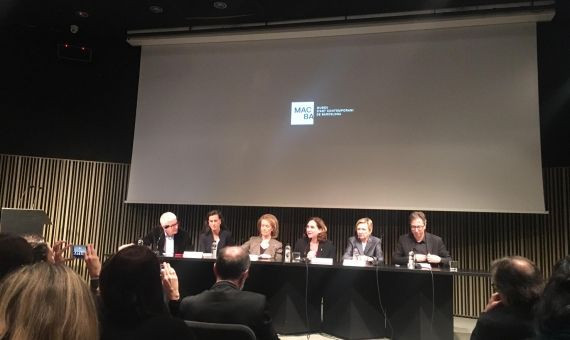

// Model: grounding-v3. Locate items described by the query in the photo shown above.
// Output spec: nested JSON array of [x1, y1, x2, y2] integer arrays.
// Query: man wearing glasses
[[392, 211, 451, 266], [142, 212, 193, 255]]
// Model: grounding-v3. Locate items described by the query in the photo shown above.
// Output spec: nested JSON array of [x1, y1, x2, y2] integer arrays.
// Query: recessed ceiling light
[[149, 5, 164, 14], [213, 1, 228, 10], [76, 10, 89, 18]]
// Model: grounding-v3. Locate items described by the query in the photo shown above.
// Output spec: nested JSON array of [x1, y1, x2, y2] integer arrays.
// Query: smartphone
[[72, 245, 87, 258]]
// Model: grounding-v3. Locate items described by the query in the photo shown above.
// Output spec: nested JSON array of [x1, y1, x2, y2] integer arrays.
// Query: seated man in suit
[[142, 212, 192, 255], [179, 246, 279, 340], [392, 211, 451, 266], [342, 217, 384, 263], [471, 256, 543, 340]]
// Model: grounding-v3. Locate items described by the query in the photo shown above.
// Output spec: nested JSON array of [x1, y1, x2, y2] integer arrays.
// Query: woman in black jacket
[[294, 217, 335, 261]]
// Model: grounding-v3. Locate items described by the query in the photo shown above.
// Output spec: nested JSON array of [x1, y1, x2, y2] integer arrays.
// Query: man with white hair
[[142, 212, 192, 255]]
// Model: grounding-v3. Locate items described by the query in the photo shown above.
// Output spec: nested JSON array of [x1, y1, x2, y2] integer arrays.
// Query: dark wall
[[0, 27, 139, 163], [0, 4, 569, 166], [537, 5, 570, 167]]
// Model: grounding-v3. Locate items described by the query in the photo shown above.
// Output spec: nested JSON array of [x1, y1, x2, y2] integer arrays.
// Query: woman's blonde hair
[[0, 262, 99, 340], [355, 217, 373, 233], [257, 214, 279, 238]]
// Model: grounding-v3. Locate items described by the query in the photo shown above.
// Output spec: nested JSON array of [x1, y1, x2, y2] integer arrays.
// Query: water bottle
[[408, 250, 415, 269], [284, 244, 291, 263], [353, 247, 359, 261], [211, 241, 217, 259]]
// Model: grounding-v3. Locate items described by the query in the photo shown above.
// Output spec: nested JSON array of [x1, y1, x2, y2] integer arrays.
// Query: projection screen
[[127, 22, 545, 213]]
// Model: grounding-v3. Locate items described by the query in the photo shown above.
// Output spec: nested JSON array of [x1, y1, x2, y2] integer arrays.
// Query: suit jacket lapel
[[362, 238, 374, 255]]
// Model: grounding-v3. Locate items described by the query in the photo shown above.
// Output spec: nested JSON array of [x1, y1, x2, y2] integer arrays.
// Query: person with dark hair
[[0, 262, 99, 340], [342, 217, 384, 263], [535, 255, 570, 339], [242, 213, 283, 261], [0, 233, 33, 280], [99, 245, 193, 340], [470, 256, 544, 340], [392, 211, 451, 266], [178, 246, 279, 340], [197, 210, 234, 255], [142, 212, 193, 255], [294, 217, 336, 261]]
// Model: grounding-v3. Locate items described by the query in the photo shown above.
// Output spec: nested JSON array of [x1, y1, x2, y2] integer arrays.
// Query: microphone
[[31, 186, 43, 209], [17, 185, 35, 208], [155, 226, 163, 254]]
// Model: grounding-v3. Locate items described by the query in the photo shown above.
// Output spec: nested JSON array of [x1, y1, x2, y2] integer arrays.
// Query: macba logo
[[291, 101, 314, 125]]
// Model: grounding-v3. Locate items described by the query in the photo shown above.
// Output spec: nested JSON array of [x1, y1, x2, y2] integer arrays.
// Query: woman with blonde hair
[[342, 217, 384, 263], [0, 262, 99, 340], [242, 213, 283, 261]]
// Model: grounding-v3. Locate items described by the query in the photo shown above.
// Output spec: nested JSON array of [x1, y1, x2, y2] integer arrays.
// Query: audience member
[[535, 255, 570, 340], [178, 246, 279, 340], [197, 210, 234, 255], [392, 211, 451, 266], [0, 262, 99, 340], [99, 245, 192, 340], [0, 233, 33, 280], [470, 256, 543, 340]]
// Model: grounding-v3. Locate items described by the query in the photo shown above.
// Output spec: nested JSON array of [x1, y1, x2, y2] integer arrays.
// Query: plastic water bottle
[[284, 245, 291, 263], [211, 241, 217, 259], [353, 247, 359, 261], [408, 250, 415, 269]]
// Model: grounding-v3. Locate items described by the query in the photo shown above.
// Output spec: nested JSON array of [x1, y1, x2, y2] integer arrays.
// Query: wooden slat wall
[[1, 154, 568, 318]]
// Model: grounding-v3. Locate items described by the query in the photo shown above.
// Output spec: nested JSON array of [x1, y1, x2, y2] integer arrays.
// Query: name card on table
[[311, 258, 333, 265], [183, 251, 204, 259], [342, 259, 367, 267]]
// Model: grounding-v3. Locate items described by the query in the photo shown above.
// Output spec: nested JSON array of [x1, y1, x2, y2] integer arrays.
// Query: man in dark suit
[[142, 212, 192, 255], [392, 211, 451, 266], [470, 256, 543, 340], [179, 246, 279, 340]]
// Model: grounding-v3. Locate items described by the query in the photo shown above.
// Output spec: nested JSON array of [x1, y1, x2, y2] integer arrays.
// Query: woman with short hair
[[342, 217, 384, 263]]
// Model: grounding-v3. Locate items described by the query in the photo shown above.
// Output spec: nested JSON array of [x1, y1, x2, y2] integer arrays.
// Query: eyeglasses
[[410, 225, 424, 230], [163, 222, 178, 229]]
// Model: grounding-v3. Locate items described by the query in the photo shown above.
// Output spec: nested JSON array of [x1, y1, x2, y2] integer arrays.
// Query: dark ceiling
[[1, 0, 567, 41], [0, 1, 568, 165]]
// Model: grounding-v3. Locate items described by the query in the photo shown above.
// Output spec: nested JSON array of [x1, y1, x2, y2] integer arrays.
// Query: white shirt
[[360, 241, 367, 253], [164, 234, 174, 255]]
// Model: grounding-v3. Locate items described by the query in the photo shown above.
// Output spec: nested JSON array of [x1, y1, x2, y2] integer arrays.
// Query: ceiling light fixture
[[213, 1, 228, 10], [149, 5, 164, 14], [76, 10, 89, 18]]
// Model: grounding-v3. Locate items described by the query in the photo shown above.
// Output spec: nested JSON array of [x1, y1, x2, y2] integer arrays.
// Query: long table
[[166, 258, 488, 340]]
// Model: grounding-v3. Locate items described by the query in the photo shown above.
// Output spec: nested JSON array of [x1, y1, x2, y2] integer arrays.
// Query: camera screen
[[73, 245, 86, 258]]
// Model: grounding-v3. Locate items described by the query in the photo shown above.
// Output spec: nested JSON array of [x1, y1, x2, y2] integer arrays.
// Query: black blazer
[[392, 232, 451, 265], [197, 229, 234, 254], [178, 281, 279, 340], [470, 304, 536, 340], [293, 238, 336, 261], [342, 236, 384, 263], [142, 227, 193, 254]]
